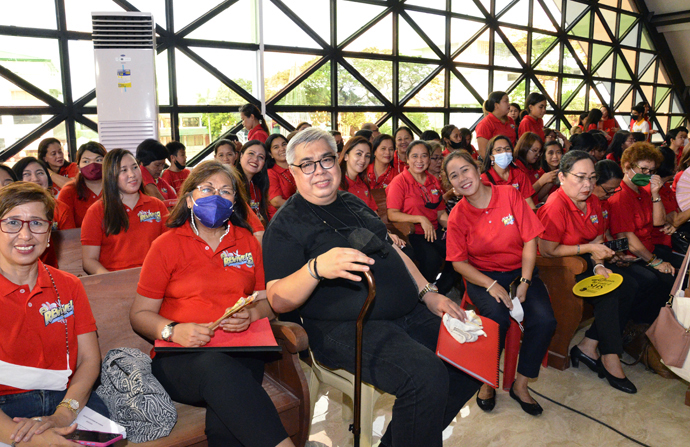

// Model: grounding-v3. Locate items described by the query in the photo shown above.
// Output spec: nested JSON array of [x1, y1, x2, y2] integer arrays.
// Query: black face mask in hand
[[348, 227, 389, 258]]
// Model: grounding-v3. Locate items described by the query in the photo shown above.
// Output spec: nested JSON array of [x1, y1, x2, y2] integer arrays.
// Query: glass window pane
[[562, 46, 584, 76], [451, 0, 484, 18], [449, 113, 483, 141], [568, 11, 590, 38], [640, 28, 654, 51], [495, 28, 527, 68], [534, 43, 560, 73], [282, 0, 331, 43], [562, 78, 584, 110], [0, 36, 63, 102], [69, 40, 96, 101], [276, 62, 331, 106], [399, 63, 437, 101], [621, 24, 638, 47], [531, 33, 557, 65], [450, 73, 481, 108], [406, 0, 446, 10], [344, 13, 392, 55], [655, 88, 670, 113], [404, 112, 444, 134], [454, 29, 490, 65], [191, 47, 256, 98], [158, 113, 171, 145], [1, 119, 66, 165], [264, 0, 320, 49], [1, 0, 56, 29], [460, 67, 489, 99], [450, 18, 484, 56], [187, 0, 256, 43], [278, 112, 331, 130], [337, 112, 386, 139], [179, 112, 213, 157], [498, 0, 529, 27], [618, 13, 636, 38], [594, 52, 614, 78], [399, 14, 438, 59], [338, 64, 383, 106], [77, 115, 99, 145], [345, 58, 393, 102], [565, 1, 587, 30], [173, 0, 224, 32], [128, 0, 167, 29], [156, 50, 170, 106], [406, 10, 446, 54], [337, 0, 387, 45], [657, 62, 671, 85], [600, 9, 617, 37], [533, 1, 557, 32], [568, 39, 589, 70], [593, 12, 611, 43], [655, 87, 670, 109], [65, 0, 127, 33], [0, 77, 47, 107], [615, 54, 632, 81], [544, 0, 563, 27], [265, 53, 321, 102], [493, 71, 522, 100], [535, 74, 558, 104], [175, 49, 245, 105], [405, 71, 445, 108], [591, 43, 613, 70]]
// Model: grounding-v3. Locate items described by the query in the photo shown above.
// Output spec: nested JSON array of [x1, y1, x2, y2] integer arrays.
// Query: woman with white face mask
[[480, 136, 536, 210]]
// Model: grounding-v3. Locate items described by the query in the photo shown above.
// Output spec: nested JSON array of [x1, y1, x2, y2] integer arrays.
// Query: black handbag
[[671, 231, 690, 254]]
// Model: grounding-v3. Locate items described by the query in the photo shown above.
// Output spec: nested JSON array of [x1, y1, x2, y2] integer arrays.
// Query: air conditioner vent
[[92, 13, 155, 49]]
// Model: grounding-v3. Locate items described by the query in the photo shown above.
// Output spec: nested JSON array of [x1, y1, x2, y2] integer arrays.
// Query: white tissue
[[443, 311, 487, 344]]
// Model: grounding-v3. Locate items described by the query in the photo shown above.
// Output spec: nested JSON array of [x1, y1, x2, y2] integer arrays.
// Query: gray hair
[[286, 127, 337, 165]]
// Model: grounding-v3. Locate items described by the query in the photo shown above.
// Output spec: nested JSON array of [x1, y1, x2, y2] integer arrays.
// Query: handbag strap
[[669, 245, 690, 304]]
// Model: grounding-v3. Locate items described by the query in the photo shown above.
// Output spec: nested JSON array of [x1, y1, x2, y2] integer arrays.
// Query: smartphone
[[66, 430, 123, 446], [604, 238, 629, 252]]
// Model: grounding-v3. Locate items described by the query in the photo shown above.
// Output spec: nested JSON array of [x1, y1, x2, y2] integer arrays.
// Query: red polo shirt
[[137, 222, 264, 327], [606, 152, 620, 164], [0, 262, 97, 395], [141, 165, 177, 206], [538, 187, 607, 246], [57, 180, 101, 228], [248, 125, 268, 143], [600, 198, 612, 234], [366, 163, 399, 189], [50, 162, 80, 197], [161, 169, 190, 194], [481, 166, 536, 199], [518, 115, 545, 141], [267, 164, 296, 219], [475, 114, 517, 146], [81, 194, 169, 271], [672, 170, 684, 192], [342, 175, 377, 211], [446, 185, 543, 272], [386, 168, 444, 234], [608, 181, 655, 252], [514, 159, 540, 185], [392, 151, 407, 175]]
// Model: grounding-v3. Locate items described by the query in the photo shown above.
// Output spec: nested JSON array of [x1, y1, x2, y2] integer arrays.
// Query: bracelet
[[652, 197, 661, 203], [313, 256, 324, 280], [647, 255, 658, 266], [486, 280, 497, 292], [577, 244, 580, 255], [651, 258, 664, 268], [593, 263, 605, 275], [306, 258, 320, 281]]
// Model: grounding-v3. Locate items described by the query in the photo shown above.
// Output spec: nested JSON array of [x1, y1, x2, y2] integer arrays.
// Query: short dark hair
[[559, 150, 595, 174], [595, 159, 623, 185], [37, 138, 63, 167], [0, 164, 17, 183], [136, 139, 168, 166], [166, 141, 186, 158], [420, 130, 441, 141], [0, 181, 56, 222], [213, 139, 237, 157], [405, 140, 431, 159], [12, 157, 53, 188], [632, 104, 646, 115], [355, 129, 373, 140], [656, 147, 677, 178]]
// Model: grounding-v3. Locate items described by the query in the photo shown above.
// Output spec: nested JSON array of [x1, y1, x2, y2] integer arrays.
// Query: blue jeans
[[0, 389, 109, 420], [304, 303, 481, 447], [465, 268, 557, 378]]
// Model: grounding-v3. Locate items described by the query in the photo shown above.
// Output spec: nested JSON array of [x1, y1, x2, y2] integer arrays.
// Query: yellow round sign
[[573, 273, 623, 297]]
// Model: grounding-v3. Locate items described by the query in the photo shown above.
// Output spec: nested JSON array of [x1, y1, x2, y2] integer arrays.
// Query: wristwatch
[[57, 398, 80, 416], [161, 322, 179, 342], [519, 277, 532, 286], [418, 283, 439, 302]]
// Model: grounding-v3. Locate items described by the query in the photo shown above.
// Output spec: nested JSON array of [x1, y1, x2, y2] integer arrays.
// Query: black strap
[[485, 170, 497, 185]]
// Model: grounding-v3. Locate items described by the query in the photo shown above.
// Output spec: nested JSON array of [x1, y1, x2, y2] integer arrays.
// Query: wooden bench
[[536, 255, 592, 370], [81, 268, 310, 447], [371, 188, 414, 243], [53, 228, 86, 277]]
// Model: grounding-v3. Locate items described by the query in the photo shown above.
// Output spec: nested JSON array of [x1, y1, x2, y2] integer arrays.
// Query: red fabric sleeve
[[475, 117, 493, 140], [55, 202, 76, 230], [607, 197, 635, 236], [384, 175, 406, 211], [80, 202, 104, 246], [140, 164, 155, 187], [136, 234, 173, 299], [537, 203, 566, 243], [267, 169, 283, 200], [445, 206, 468, 263], [515, 168, 536, 198]]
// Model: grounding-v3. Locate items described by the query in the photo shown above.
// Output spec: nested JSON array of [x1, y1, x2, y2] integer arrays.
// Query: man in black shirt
[[263, 128, 481, 447]]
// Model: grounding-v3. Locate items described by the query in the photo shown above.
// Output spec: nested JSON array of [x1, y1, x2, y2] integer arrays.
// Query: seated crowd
[[1, 96, 688, 447]]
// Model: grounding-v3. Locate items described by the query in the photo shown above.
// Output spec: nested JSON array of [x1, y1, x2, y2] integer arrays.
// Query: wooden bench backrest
[[52, 228, 86, 277], [370, 188, 414, 240], [80, 268, 152, 357]]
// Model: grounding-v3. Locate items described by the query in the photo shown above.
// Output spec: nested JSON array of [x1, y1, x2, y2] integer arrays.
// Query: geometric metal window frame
[[0, 0, 687, 164]]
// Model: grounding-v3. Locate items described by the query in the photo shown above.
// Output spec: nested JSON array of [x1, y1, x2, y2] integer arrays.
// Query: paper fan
[[676, 168, 690, 212]]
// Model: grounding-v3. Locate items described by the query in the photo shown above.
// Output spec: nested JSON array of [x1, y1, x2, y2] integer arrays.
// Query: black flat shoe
[[597, 358, 637, 394], [475, 388, 495, 412], [509, 384, 543, 416], [570, 345, 599, 373]]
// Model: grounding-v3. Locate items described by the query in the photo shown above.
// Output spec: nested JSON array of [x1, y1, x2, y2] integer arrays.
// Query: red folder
[[436, 315, 500, 388], [154, 317, 280, 352]]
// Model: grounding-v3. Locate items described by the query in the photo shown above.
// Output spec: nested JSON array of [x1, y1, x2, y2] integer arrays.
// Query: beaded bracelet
[[486, 280, 498, 292], [307, 258, 320, 281]]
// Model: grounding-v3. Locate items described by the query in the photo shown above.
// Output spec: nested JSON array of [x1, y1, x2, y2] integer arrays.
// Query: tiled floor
[[304, 329, 690, 447]]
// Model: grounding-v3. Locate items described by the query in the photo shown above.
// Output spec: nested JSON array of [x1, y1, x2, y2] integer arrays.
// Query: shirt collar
[[556, 187, 592, 215], [0, 260, 52, 298], [177, 220, 239, 251]]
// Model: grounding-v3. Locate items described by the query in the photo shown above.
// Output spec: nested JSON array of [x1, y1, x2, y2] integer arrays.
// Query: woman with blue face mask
[[130, 160, 293, 447], [480, 135, 537, 210]]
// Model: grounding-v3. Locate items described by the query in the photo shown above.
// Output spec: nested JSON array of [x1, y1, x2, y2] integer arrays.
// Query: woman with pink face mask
[[56, 142, 106, 228]]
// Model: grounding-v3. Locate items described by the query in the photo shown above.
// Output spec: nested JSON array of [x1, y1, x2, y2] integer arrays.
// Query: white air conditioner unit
[[92, 11, 158, 153]]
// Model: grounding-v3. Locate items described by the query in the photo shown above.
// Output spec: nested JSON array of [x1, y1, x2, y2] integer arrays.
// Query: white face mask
[[493, 152, 513, 169]]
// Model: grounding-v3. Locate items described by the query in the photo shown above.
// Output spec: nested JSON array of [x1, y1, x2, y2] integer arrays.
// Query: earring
[[46, 241, 50, 247]]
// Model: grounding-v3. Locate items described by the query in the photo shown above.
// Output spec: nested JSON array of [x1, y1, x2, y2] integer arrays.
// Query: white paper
[[0, 407, 126, 446]]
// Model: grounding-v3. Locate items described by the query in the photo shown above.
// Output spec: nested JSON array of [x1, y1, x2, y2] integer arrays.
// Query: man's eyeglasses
[[565, 172, 598, 184], [291, 155, 337, 175], [601, 185, 622, 196], [196, 185, 235, 197], [0, 218, 51, 234]]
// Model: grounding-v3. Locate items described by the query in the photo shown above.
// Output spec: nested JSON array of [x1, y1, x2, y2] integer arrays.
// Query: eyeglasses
[[430, 156, 443, 162], [196, 185, 235, 197], [0, 218, 51, 234], [633, 164, 656, 175], [493, 146, 512, 154], [291, 155, 337, 175], [601, 185, 622, 196], [565, 172, 598, 184]]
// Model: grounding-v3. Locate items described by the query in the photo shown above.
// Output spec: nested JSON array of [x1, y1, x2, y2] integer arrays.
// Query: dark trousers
[[409, 228, 455, 294], [304, 304, 481, 447], [625, 244, 682, 324], [465, 269, 557, 378], [576, 256, 637, 355], [0, 389, 108, 419], [151, 352, 287, 447]]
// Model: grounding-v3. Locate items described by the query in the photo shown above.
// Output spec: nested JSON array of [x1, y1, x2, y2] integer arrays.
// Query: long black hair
[[236, 140, 270, 224], [264, 133, 288, 169], [606, 130, 632, 161], [102, 149, 143, 236]]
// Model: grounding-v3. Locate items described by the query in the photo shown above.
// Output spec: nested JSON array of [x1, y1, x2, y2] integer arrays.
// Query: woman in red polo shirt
[[239, 104, 269, 143], [338, 136, 377, 211], [599, 105, 620, 140], [606, 130, 635, 164], [444, 150, 554, 415], [130, 161, 291, 447], [393, 127, 414, 174], [480, 136, 536, 209], [535, 140, 564, 202], [81, 149, 168, 274], [56, 141, 106, 228], [366, 134, 398, 189], [518, 92, 547, 142], [475, 91, 517, 159], [0, 182, 106, 447], [237, 140, 270, 224], [387, 140, 454, 293], [441, 124, 464, 156], [136, 139, 178, 208], [514, 132, 559, 201], [538, 151, 639, 394], [38, 138, 79, 196], [265, 134, 296, 219]]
